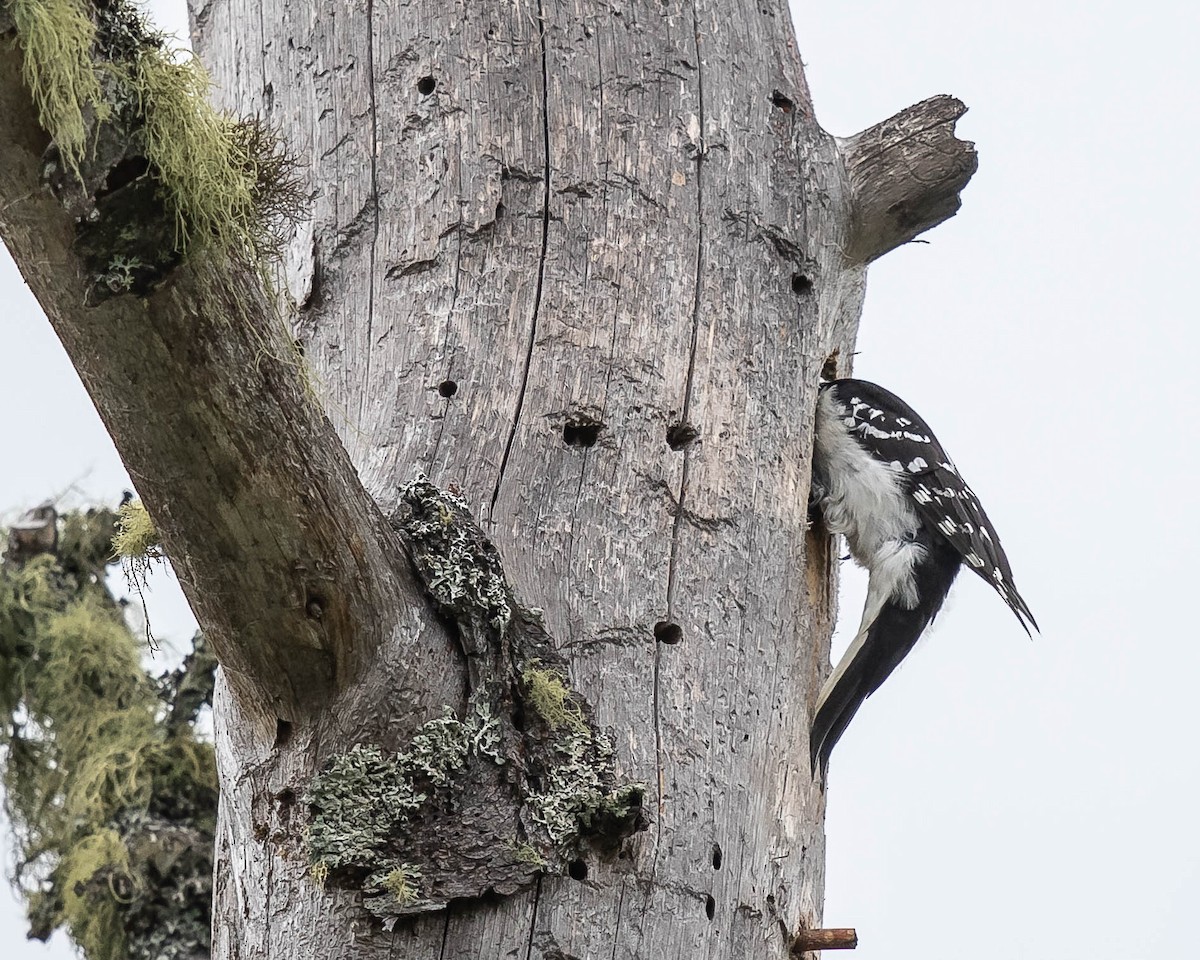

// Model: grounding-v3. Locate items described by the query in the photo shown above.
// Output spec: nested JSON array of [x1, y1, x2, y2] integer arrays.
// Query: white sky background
[[2, 0, 1197, 957]]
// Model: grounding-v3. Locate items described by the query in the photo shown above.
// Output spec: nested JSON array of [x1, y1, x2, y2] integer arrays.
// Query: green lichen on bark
[[305, 700, 503, 913], [0, 500, 216, 960], [297, 480, 644, 918], [399, 478, 512, 636], [6, 0, 303, 297]]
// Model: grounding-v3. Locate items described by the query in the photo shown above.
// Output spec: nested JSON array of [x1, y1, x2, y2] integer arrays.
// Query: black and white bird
[[808, 378, 1036, 773]]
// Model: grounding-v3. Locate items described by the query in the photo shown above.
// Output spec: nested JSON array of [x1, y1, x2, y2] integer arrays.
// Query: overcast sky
[[3, 1, 1197, 957]]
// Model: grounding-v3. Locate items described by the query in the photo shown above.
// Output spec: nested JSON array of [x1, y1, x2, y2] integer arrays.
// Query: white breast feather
[[813, 389, 925, 611]]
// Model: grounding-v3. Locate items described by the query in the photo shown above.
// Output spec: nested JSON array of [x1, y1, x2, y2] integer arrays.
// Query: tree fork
[[302, 480, 646, 916], [0, 8, 461, 729]]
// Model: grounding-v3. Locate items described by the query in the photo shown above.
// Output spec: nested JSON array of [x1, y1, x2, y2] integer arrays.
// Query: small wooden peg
[[791, 927, 858, 953]]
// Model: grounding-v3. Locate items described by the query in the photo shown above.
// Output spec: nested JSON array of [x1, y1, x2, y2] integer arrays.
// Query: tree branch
[[841, 95, 978, 264], [0, 32, 454, 726]]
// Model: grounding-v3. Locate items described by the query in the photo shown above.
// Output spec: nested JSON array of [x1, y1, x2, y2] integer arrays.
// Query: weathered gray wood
[[841, 95, 978, 264], [1, 0, 976, 955], [190, 0, 974, 955]]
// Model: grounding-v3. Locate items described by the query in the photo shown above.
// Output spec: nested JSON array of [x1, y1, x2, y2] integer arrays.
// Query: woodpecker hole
[[821, 351, 840, 381], [654, 621, 683, 645], [711, 843, 723, 870], [666, 422, 699, 450], [417, 75, 437, 95], [792, 274, 813, 296], [438, 379, 458, 398], [563, 418, 603, 448], [705, 895, 716, 920], [770, 89, 795, 113], [568, 859, 588, 881], [305, 594, 324, 619], [293, 338, 305, 358], [274, 719, 293, 748], [275, 788, 296, 823]]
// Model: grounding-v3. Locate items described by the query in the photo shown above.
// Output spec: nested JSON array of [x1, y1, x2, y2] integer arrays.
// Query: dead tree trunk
[[0, 0, 975, 955]]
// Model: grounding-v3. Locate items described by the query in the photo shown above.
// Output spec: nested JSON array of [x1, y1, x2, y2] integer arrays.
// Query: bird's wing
[[828, 379, 1037, 634], [909, 466, 1038, 634]]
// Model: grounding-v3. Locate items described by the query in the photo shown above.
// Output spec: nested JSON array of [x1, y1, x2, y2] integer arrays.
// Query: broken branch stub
[[841, 95, 978, 264], [302, 480, 646, 918]]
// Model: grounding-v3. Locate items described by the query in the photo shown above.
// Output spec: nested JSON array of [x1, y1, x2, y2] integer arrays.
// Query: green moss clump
[[522, 660, 587, 734], [112, 499, 159, 561], [377, 864, 422, 906], [511, 842, 546, 869], [9, 0, 107, 172]]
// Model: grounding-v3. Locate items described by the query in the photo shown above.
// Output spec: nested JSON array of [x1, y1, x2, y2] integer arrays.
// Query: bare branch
[[841, 95, 978, 264]]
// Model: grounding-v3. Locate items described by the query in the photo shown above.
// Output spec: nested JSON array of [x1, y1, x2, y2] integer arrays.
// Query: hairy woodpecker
[[808, 378, 1037, 773]]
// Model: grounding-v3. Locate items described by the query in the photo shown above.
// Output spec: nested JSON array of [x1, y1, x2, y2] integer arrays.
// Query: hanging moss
[[60, 829, 133, 960], [0, 500, 216, 960], [124, 49, 303, 259], [9, 0, 108, 173], [112, 499, 159, 562], [10, 0, 304, 278]]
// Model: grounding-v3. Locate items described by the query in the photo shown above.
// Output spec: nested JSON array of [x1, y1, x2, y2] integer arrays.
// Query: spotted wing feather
[[825, 379, 1037, 635]]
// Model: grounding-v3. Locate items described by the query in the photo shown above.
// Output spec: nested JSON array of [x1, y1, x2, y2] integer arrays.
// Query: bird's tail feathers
[[810, 625, 874, 777], [810, 594, 948, 775]]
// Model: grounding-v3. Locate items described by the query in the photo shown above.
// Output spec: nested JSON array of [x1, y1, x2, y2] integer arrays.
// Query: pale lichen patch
[[304, 701, 503, 904], [527, 727, 644, 848]]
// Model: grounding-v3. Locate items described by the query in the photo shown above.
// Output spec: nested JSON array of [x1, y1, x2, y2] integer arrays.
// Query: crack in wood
[[360, 0, 382, 425], [489, 0, 555, 522]]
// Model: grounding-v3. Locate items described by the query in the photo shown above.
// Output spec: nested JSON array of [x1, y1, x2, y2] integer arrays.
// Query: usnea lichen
[[111, 498, 161, 644], [0, 503, 216, 960], [112, 498, 159, 563], [522, 660, 587, 734], [9, 0, 108, 172], [11, 0, 303, 267], [125, 50, 303, 258]]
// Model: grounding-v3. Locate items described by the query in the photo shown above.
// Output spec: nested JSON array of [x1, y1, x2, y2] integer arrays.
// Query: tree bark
[[0, 0, 976, 955]]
